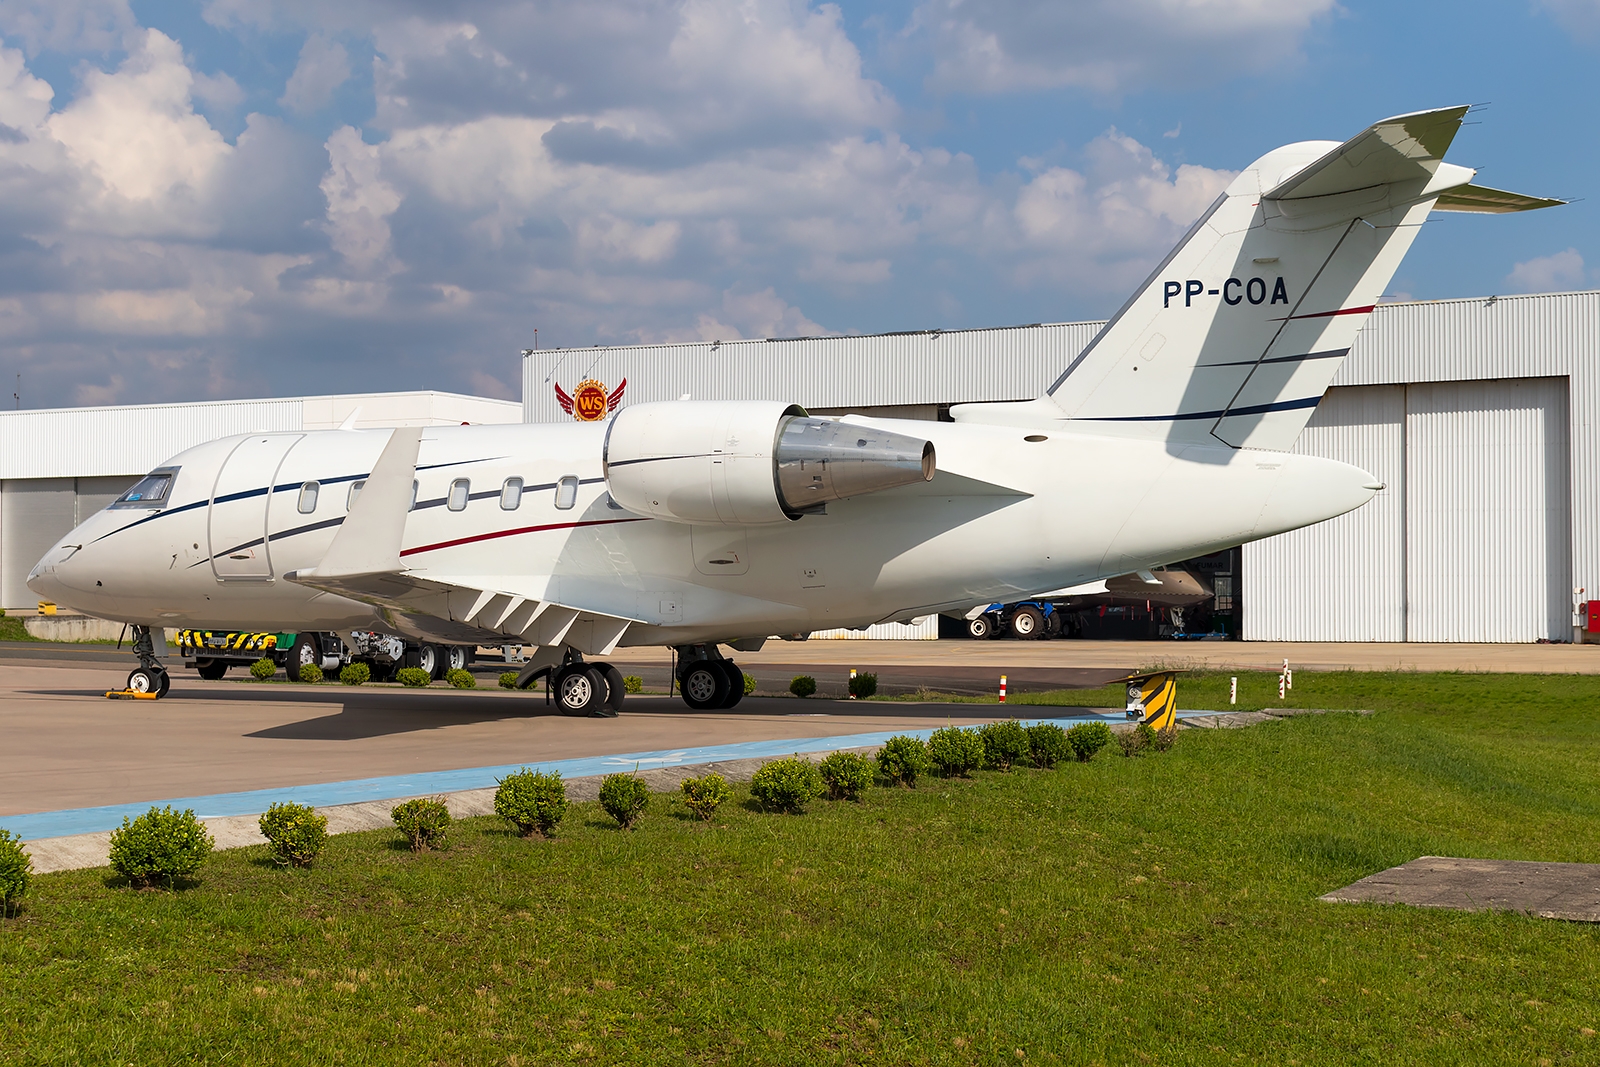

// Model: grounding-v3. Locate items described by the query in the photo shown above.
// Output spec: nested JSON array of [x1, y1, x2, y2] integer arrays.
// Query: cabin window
[[554, 475, 579, 510], [448, 478, 470, 512], [501, 477, 523, 511], [112, 467, 178, 509], [297, 481, 319, 514], [347, 480, 365, 510]]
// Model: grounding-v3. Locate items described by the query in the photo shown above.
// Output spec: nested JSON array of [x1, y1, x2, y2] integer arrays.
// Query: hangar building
[[525, 290, 1598, 644], [0, 391, 520, 612]]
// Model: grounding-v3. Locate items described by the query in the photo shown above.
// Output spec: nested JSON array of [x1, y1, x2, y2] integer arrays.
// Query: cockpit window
[[111, 467, 179, 509]]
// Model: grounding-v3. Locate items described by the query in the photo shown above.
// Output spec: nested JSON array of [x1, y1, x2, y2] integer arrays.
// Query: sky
[[0, 0, 1594, 409]]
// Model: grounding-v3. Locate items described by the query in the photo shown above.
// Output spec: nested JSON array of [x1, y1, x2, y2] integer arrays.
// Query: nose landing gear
[[120, 625, 170, 698]]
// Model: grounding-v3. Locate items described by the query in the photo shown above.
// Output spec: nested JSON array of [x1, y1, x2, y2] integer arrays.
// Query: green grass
[[0, 615, 38, 642], [4, 674, 1600, 1064]]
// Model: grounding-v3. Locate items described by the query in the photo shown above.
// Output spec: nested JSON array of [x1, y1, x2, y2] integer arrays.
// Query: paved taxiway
[[4, 636, 1593, 821]]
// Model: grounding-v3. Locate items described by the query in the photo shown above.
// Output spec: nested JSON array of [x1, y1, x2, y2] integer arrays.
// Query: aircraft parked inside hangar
[[28, 107, 1558, 712]]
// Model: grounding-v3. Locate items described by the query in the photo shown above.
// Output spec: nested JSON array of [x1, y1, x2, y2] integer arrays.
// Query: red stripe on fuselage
[[1270, 304, 1376, 322], [399, 517, 647, 558]]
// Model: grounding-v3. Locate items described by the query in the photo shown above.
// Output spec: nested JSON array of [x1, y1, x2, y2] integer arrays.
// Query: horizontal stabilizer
[[1433, 183, 1566, 213], [1264, 106, 1469, 202]]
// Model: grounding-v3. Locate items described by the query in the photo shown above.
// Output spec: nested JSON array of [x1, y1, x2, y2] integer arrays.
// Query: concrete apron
[[21, 709, 1355, 875]]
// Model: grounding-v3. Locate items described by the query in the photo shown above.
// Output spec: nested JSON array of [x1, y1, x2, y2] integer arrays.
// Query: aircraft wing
[[290, 568, 642, 655]]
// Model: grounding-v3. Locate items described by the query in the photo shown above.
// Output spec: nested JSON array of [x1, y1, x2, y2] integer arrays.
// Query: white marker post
[[1230, 677, 1237, 705], [849, 668, 857, 699]]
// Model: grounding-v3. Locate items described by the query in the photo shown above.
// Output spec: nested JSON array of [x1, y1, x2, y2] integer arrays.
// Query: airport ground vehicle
[[178, 628, 478, 682]]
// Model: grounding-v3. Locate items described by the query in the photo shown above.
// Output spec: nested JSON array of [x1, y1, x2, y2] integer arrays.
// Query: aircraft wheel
[[680, 661, 729, 710], [127, 667, 167, 696], [967, 615, 993, 639], [1044, 612, 1062, 639], [601, 664, 626, 715], [445, 645, 469, 673], [553, 664, 606, 716], [196, 659, 228, 680], [718, 660, 745, 708], [1010, 605, 1044, 639]]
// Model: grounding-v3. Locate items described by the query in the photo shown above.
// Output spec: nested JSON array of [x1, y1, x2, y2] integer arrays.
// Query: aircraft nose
[[28, 541, 90, 599]]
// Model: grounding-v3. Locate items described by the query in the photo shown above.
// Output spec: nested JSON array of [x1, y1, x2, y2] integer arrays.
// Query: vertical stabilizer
[[994, 107, 1559, 451]]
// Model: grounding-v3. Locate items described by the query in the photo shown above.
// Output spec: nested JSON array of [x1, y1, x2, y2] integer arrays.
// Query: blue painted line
[[2, 709, 1218, 841]]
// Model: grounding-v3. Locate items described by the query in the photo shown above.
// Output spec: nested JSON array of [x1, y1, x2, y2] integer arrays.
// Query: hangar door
[[1244, 377, 1571, 642], [1405, 378, 1571, 642], [1, 479, 75, 611]]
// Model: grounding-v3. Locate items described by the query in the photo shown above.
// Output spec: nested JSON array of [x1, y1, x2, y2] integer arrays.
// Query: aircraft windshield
[[112, 467, 178, 508]]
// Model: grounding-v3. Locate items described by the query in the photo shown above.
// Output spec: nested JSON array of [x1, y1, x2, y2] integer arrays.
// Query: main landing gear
[[125, 625, 171, 698], [514, 649, 624, 718], [675, 645, 745, 710]]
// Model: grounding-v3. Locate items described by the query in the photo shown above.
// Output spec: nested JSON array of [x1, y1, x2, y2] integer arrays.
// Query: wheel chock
[[105, 689, 160, 700]]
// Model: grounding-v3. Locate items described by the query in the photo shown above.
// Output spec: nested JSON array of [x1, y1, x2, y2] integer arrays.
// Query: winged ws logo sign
[[555, 377, 626, 422]]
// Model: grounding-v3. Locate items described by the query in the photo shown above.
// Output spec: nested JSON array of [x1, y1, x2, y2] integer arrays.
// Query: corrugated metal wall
[[0, 400, 303, 480], [1243, 386, 1406, 641], [1404, 378, 1571, 642]]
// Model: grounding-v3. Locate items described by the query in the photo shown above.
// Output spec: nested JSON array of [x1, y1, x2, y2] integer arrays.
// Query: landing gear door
[[209, 434, 304, 580]]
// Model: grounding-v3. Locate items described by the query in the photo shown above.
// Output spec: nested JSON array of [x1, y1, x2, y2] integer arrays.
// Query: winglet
[[300, 426, 422, 579]]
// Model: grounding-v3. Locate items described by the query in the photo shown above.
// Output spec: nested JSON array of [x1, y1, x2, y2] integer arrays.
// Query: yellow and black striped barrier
[[1118, 669, 1183, 732], [176, 630, 280, 654]]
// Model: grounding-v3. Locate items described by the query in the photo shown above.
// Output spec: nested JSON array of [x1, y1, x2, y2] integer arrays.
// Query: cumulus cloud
[[1536, 0, 1600, 40], [280, 33, 350, 114], [0, 0, 1265, 409], [0, 0, 133, 55], [912, 0, 1337, 94], [1505, 248, 1587, 292]]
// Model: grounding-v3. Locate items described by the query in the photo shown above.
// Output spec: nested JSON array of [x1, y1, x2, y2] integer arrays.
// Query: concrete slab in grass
[[1322, 856, 1600, 922]]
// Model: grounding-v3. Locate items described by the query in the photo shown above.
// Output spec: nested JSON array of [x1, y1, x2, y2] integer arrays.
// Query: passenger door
[[209, 435, 303, 580]]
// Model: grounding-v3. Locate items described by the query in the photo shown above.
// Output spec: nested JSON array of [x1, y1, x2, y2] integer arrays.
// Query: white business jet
[[28, 107, 1557, 712]]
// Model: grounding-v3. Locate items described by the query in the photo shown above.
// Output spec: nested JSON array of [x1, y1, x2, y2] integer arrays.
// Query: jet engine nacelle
[[604, 401, 935, 525]]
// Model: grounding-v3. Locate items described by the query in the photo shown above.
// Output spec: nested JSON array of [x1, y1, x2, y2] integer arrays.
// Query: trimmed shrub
[[876, 735, 930, 787], [396, 667, 432, 688], [108, 806, 213, 888], [750, 758, 823, 813], [297, 662, 324, 684], [928, 726, 984, 778], [0, 828, 31, 915], [1119, 722, 1156, 757], [498, 671, 520, 689], [1027, 722, 1071, 768], [789, 675, 817, 698], [979, 719, 1031, 771], [249, 657, 276, 680], [494, 769, 568, 838], [680, 773, 732, 821], [391, 797, 450, 851], [599, 774, 650, 829], [339, 662, 371, 686], [1153, 723, 1178, 752], [743, 672, 757, 695], [258, 802, 328, 868], [445, 668, 476, 689], [848, 671, 878, 699], [818, 751, 873, 801], [1067, 721, 1115, 762], [623, 675, 644, 694]]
